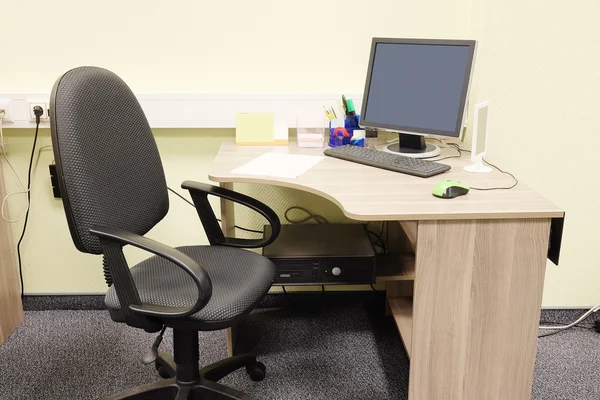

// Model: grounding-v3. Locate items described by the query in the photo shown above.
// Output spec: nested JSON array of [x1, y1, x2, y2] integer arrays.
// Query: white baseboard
[[0, 93, 363, 129]]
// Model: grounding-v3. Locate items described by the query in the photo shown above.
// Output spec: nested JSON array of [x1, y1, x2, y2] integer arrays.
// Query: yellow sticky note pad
[[235, 112, 275, 145]]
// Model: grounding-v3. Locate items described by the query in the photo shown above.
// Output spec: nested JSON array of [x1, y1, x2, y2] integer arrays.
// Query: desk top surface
[[208, 141, 563, 221]]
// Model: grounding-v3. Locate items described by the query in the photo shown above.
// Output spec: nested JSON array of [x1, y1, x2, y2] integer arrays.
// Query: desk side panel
[[409, 218, 549, 400]]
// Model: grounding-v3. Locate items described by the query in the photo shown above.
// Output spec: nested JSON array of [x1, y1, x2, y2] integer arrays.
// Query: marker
[[345, 98, 359, 128], [341, 95, 349, 116], [346, 99, 356, 116]]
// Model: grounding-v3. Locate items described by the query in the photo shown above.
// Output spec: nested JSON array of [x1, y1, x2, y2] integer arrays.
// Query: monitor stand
[[383, 133, 441, 159]]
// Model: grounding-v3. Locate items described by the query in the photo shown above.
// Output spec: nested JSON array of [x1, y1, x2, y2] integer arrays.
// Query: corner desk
[[208, 141, 564, 400]]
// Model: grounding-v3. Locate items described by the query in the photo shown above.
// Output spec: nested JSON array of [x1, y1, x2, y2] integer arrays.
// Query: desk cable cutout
[[167, 187, 263, 234]]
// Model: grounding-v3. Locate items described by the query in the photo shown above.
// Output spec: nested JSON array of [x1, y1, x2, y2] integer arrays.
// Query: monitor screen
[[360, 38, 476, 138]]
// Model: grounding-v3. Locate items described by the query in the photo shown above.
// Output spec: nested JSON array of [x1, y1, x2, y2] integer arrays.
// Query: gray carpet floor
[[1, 296, 599, 399]]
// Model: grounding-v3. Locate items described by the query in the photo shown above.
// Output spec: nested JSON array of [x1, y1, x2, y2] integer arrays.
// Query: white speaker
[[464, 100, 493, 173]]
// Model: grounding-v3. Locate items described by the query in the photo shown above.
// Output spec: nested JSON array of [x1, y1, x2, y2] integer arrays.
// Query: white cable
[[539, 303, 600, 330], [1, 116, 30, 223], [0, 119, 53, 223], [1, 151, 30, 223]]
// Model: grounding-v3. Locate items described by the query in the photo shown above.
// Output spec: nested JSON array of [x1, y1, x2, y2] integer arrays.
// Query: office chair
[[49, 66, 281, 400]]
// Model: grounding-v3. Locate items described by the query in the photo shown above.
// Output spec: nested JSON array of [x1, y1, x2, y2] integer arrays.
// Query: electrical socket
[[28, 100, 49, 121], [0, 99, 12, 121]]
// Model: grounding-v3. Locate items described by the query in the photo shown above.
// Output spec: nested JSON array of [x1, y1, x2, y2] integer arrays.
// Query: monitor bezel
[[359, 37, 477, 140]]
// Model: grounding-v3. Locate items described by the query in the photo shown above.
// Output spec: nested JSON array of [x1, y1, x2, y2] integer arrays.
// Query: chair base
[[106, 377, 253, 400], [107, 330, 264, 400]]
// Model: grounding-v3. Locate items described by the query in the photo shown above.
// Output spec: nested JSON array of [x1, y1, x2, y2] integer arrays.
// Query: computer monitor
[[360, 38, 477, 158]]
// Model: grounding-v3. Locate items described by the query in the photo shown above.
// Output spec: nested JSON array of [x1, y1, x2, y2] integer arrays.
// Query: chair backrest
[[50, 66, 169, 254]]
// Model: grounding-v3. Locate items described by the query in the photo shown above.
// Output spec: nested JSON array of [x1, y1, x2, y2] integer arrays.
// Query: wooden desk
[[208, 141, 563, 400], [0, 163, 24, 345]]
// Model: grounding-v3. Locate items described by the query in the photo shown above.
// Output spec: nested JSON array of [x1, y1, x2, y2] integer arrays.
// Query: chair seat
[[105, 245, 275, 329]]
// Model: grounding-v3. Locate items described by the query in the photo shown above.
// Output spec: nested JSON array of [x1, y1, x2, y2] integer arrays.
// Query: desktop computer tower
[[262, 224, 376, 285]]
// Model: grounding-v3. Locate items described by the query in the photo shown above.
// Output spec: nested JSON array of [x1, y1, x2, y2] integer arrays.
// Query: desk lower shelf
[[376, 253, 415, 282], [388, 297, 413, 359]]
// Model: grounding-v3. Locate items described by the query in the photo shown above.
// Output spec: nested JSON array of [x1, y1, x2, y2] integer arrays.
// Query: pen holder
[[328, 115, 365, 147]]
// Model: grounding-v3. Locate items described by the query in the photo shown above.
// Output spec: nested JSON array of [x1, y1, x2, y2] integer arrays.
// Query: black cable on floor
[[16, 121, 41, 297]]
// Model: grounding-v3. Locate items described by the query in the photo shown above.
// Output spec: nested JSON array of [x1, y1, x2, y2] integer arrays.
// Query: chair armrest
[[181, 180, 280, 249], [90, 226, 213, 319]]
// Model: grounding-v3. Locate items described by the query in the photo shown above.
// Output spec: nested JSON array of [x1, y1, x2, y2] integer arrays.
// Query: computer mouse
[[432, 180, 470, 199]]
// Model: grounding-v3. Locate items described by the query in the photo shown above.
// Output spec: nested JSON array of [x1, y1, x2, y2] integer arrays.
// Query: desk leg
[[220, 182, 236, 357], [409, 218, 550, 400]]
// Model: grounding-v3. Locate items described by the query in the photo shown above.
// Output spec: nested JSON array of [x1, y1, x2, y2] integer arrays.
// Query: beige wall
[[2, 0, 599, 306], [471, 0, 600, 306], [1, 0, 472, 93]]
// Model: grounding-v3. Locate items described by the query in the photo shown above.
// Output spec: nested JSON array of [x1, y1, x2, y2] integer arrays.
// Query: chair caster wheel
[[155, 361, 173, 379], [246, 361, 266, 382]]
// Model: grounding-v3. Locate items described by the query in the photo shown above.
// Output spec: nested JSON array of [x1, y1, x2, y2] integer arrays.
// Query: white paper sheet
[[231, 152, 324, 179]]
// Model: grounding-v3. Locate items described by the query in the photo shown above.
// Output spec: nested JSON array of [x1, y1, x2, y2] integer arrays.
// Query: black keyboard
[[323, 145, 450, 178]]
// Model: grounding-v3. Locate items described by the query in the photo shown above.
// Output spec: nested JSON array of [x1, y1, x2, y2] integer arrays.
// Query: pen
[[322, 107, 332, 120], [330, 107, 337, 119]]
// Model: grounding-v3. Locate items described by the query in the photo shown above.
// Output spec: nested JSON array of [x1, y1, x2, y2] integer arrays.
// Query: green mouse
[[432, 180, 470, 199]]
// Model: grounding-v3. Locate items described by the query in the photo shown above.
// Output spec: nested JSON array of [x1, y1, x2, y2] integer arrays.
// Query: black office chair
[[49, 66, 281, 400]]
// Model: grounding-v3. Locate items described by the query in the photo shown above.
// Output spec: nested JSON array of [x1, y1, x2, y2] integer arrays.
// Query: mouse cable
[[167, 186, 263, 234], [432, 141, 517, 190], [469, 159, 518, 191]]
